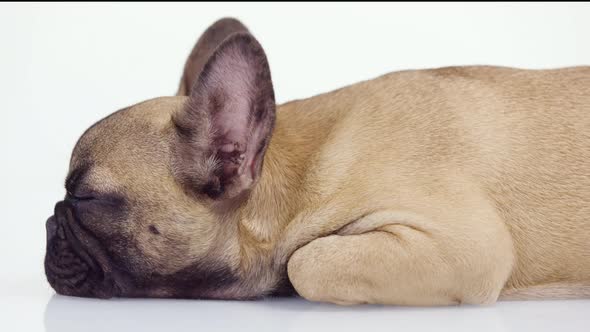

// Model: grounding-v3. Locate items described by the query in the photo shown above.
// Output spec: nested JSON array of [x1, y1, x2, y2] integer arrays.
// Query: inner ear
[[173, 32, 275, 202]]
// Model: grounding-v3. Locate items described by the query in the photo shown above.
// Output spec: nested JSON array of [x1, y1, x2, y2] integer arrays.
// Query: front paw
[[287, 236, 365, 305]]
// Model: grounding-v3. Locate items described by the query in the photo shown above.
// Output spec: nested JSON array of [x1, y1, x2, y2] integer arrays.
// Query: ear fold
[[172, 32, 276, 202], [177, 18, 249, 96]]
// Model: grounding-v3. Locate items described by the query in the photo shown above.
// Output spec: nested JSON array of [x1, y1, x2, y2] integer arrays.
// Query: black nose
[[45, 201, 121, 299], [46, 216, 57, 243]]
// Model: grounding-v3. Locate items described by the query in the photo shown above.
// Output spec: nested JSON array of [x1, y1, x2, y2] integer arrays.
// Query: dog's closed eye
[[66, 190, 96, 201]]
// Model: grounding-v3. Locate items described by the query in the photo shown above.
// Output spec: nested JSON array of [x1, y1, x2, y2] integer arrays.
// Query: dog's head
[[44, 18, 280, 299]]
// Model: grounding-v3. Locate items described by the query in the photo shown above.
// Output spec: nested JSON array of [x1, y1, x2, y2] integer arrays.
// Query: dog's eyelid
[[73, 191, 97, 200], [67, 191, 93, 201], [65, 165, 91, 196], [72, 190, 125, 206], [66, 185, 101, 201]]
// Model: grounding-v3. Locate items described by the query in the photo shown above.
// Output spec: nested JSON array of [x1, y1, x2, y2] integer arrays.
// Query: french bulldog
[[45, 17, 590, 305]]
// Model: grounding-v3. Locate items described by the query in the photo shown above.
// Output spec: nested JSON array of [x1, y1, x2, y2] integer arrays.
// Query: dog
[[44, 17, 590, 305]]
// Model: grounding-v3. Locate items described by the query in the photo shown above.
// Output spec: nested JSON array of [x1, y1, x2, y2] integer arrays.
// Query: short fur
[[44, 18, 590, 305]]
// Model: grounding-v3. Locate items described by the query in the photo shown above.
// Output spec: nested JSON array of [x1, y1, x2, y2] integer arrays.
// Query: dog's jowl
[[45, 18, 590, 305]]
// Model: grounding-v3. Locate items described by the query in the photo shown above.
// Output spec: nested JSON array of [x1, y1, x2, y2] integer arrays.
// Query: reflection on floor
[[40, 295, 590, 332]]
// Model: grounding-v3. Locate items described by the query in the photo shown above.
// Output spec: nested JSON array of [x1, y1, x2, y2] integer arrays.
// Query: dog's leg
[[500, 283, 590, 300], [287, 211, 514, 306]]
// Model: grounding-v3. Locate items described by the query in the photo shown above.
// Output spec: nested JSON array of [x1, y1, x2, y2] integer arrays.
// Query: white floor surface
[[2, 278, 589, 332]]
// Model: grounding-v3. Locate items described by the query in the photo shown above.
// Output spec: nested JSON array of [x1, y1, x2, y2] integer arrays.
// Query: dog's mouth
[[43, 201, 248, 300], [44, 201, 122, 299]]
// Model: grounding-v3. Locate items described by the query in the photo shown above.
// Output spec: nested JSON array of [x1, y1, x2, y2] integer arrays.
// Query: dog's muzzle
[[44, 201, 120, 299]]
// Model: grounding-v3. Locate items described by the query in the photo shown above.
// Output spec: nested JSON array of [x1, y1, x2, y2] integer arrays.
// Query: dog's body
[[44, 18, 590, 305], [266, 66, 590, 304]]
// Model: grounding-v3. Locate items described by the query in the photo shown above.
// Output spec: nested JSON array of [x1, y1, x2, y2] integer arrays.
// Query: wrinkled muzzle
[[44, 201, 120, 299]]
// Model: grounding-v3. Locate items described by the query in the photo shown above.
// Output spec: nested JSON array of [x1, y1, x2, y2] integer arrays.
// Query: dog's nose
[[45, 201, 120, 299], [46, 216, 57, 243]]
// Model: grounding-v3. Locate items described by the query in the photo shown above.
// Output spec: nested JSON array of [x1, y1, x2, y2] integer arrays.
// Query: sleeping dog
[[45, 18, 590, 305]]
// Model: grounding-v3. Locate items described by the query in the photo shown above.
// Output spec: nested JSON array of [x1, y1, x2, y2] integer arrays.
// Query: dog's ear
[[172, 32, 276, 203], [177, 18, 249, 96]]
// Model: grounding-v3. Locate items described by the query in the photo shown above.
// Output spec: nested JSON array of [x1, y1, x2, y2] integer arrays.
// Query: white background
[[1, 3, 589, 332]]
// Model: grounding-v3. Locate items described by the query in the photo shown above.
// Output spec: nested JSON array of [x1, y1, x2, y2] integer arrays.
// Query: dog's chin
[[44, 201, 122, 299]]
